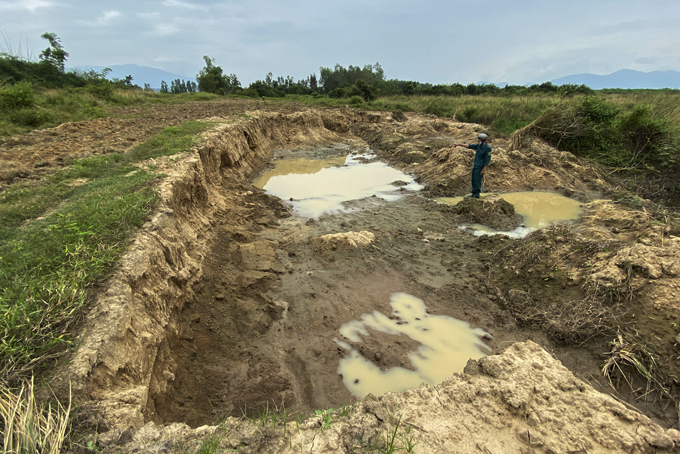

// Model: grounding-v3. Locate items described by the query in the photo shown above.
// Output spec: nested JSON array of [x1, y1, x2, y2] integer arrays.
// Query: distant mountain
[[69, 64, 196, 89], [551, 69, 680, 89]]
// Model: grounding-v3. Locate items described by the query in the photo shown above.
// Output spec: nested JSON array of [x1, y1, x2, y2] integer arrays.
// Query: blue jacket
[[468, 143, 492, 168]]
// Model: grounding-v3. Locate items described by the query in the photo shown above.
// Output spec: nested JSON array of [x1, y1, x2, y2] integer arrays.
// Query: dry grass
[[503, 289, 620, 344], [0, 378, 71, 454], [493, 225, 627, 344], [602, 331, 674, 404]]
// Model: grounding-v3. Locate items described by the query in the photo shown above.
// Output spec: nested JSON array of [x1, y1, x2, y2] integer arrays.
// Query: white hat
[[477, 133, 488, 140]]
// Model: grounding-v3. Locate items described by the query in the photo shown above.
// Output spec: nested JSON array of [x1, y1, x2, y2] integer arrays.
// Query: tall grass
[[0, 378, 71, 454]]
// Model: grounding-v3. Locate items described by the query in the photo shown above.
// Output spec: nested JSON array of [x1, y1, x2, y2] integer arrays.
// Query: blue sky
[[1, 0, 678, 85]]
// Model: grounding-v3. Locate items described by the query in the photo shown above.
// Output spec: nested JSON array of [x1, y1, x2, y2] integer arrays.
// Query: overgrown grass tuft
[[0, 378, 71, 454], [0, 121, 215, 378]]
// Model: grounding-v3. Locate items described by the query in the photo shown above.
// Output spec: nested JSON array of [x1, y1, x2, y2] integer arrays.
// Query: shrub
[[354, 80, 377, 101], [328, 87, 346, 99], [349, 96, 363, 105], [84, 82, 114, 100], [0, 81, 35, 110], [618, 105, 674, 166], [10, 108, 52, 127]]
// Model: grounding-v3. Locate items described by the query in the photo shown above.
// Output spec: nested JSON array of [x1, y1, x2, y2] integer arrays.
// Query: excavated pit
[[67, 109, 680, 452]]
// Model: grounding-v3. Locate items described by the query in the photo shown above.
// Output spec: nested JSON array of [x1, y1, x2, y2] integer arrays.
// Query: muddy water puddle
[[253, 153, 422, 218], [334, 293, 490, 398], [439, 191, 582, 237]]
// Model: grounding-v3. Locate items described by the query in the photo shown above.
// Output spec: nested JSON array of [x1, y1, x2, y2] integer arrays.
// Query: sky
[[1, 0, 679, 85]]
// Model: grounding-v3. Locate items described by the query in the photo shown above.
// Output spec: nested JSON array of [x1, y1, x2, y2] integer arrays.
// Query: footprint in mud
[[334, 292, 490, 398]]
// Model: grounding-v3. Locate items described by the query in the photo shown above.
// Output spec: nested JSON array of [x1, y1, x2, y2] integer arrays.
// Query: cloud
[[77, 10, 122, 27], [0, 0, 53, 12], [150, 23, 181, 37], [634, 57, 658, 65], [161, 0, 209, 11], [138, 12, 161, 20]]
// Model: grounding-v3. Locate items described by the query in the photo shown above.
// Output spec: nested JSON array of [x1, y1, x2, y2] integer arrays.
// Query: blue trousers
[[471, 166, 483, 197]]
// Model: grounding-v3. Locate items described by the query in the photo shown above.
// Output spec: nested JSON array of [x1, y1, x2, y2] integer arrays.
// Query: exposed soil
[[149, 186, 544, 428], [103, 341, 680, 454], [0, 99, 304, 186], [4, 102, 678, 451]]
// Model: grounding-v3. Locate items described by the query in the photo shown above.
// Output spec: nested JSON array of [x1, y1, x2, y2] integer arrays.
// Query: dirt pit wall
[[68, 111, 352, 432]]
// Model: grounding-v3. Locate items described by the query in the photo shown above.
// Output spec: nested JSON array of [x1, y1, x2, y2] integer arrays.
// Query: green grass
[[0, 121, 215, 378]]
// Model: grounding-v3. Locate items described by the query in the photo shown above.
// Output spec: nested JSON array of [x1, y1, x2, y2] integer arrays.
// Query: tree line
[[194, 56, 593, 100], [1, 32, 595, 102]]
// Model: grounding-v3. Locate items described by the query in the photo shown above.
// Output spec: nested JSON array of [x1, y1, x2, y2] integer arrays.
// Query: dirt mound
[[349, 111, 610, 200], [312, 231, 376, 253], [98, 341, 680, 454], [453, 194, 523, 231], [491, 198, 680, 414]]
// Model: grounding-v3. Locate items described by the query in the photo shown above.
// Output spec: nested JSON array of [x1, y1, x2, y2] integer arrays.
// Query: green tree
[[308, 73, 318, 91], [160, 80, 169, 93], [39, 32, 69, 72], [196, 56, 240, 94]]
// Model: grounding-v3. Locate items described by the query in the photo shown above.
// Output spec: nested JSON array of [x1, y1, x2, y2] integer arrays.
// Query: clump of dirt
[[312, 231, 375, 253], [391, 110, 407, 122], [97, 341, 680, 454], [452, 194, 523, 231]]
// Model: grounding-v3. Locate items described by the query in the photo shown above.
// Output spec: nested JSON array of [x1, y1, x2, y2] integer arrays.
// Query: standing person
[[453, 133, 492, 198]]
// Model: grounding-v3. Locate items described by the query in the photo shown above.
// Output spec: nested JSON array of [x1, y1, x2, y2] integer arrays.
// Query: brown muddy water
[[253, 152, 422, 218], [438, 191, 583, 237], [335, 292, 490, 398]]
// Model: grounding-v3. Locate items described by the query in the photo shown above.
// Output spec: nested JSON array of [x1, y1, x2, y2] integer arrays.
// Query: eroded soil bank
[[39, 105, 680, 452]]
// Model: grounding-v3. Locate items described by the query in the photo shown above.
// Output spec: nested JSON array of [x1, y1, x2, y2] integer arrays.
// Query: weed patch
[[602, 331, 674, 403]]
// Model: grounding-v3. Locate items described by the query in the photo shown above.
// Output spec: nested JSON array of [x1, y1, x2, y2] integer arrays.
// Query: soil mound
[[350, 111, 610, 200], [454, 194, 523, 231], [312, 231, 376, 253], [99, 341, 680, 454]]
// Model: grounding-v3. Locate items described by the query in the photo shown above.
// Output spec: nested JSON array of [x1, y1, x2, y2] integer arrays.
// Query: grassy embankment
[[0, 121, 215, 380]]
